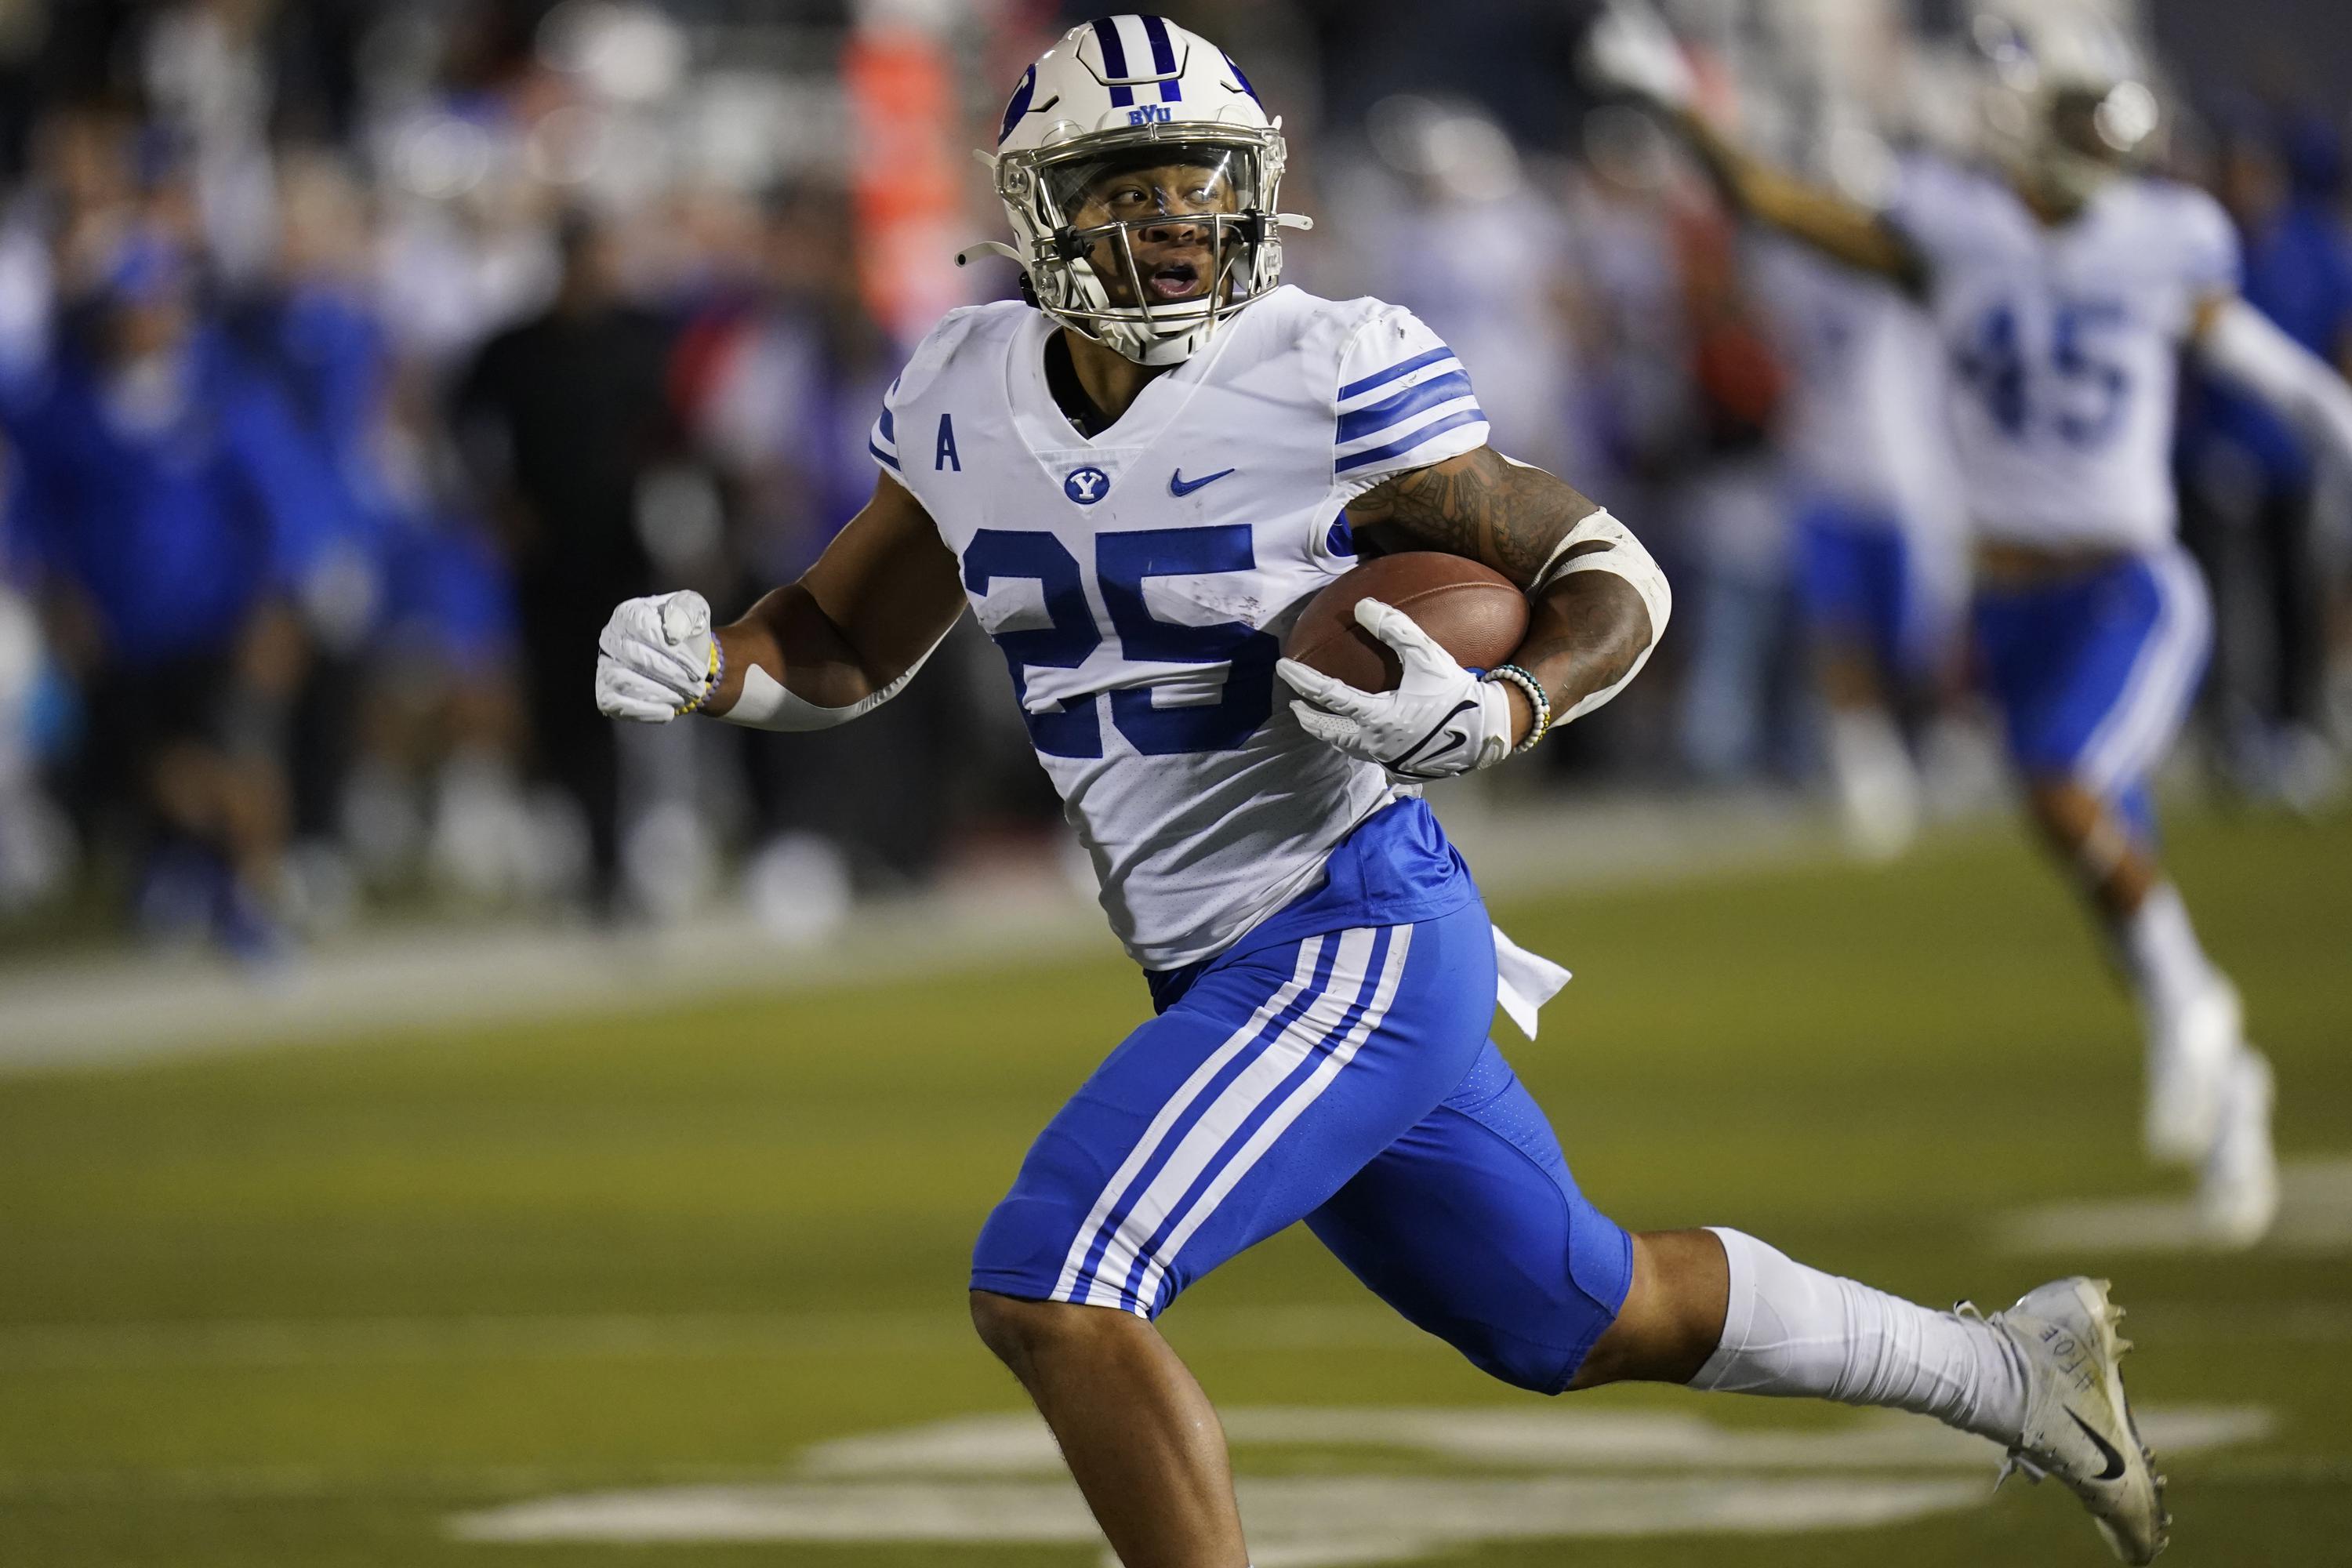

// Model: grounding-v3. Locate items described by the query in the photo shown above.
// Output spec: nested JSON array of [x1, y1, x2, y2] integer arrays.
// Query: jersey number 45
[[1954, 298, 2132, 448]]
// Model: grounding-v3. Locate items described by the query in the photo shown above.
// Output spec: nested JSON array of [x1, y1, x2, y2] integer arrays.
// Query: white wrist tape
[[720, 630, 948, 732], [1530, 507, 1674, 724], [2199, 296, 2352, 468]]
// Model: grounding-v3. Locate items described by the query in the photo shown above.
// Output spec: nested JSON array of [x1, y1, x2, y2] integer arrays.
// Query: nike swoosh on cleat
[[2067, 1409, 2129, 1482], [1169, 467, 1236, 496]]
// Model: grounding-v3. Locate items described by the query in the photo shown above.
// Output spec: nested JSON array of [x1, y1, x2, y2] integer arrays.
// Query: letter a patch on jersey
[[936, 413, 962, 472]]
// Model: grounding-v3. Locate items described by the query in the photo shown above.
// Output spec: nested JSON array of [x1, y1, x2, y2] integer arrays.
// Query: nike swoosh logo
[[1169, 467, 1236, 496], [1389, 699, 1481, 777], [2067, 1410, 2128, 1482], [1399, 731, 1467, 777]]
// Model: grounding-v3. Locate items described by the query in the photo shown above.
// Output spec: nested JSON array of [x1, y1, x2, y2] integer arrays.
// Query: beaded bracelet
[[1484, 662, 1552, 755], [676, 635, 725, 717]]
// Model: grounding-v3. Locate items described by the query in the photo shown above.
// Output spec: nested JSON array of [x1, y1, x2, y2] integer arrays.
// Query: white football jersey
[[1886, 157, 2239, 551], [870, 287, 1491, 970]]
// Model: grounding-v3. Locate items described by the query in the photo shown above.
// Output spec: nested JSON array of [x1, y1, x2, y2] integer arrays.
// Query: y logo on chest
[[1064, 466, 1112, 505]]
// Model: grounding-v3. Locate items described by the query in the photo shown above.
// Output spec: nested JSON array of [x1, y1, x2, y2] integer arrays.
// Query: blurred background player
[[453, 209, 675, 918], [1752, 230, 1967, 858], [0, 226, 338, 958], [1592, 0, 2352, 1245]]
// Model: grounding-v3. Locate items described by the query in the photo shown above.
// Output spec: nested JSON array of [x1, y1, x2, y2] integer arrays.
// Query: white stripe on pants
[[1127, 924, 1415, 1311], [1046, 935, 1329, 1305], [1077, 927, 1383, 1309], [2078, 546, 2212, 797]]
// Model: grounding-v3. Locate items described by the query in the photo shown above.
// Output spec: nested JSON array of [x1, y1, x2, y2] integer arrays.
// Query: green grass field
[[4, 808, 2348, 1566]]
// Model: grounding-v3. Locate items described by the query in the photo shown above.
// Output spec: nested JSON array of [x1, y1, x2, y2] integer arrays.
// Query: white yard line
[[1997, 1158, 2352, 1256], [0, 880, 1116, 1073], [0, 790, 1851, 1075], [442, 1403, 2272, 1556]]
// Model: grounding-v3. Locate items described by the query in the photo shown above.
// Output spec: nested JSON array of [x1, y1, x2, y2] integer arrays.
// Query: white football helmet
[[1971, 4, 2160, 208], [967, 15, 1312, 366]]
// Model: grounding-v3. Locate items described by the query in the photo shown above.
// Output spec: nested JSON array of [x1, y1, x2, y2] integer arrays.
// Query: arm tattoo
[[1356, 447, 1655, 719], [1355, 446, 1599, 587], [1514, 572, 1653, 710]]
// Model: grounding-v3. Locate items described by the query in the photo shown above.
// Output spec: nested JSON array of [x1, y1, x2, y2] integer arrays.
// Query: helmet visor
[[1037, 142, 1269, 318], [1041, 143, 1261, 228]]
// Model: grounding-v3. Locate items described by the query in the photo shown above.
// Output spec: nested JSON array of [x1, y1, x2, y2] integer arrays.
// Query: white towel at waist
[[1492, 924, 1571, 1039]]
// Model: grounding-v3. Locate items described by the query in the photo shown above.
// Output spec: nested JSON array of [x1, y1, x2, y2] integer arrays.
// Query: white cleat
[[2198, 1048, 2278, 1249], [1987, 1276, 2168, 1564], [2143, 976, 2241, 1167]]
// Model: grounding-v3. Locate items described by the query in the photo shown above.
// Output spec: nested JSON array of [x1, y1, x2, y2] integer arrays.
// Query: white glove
[[1584, 0, 1698, 112], [1276, 599, 1517, 782], [595, 590, 718, 723]]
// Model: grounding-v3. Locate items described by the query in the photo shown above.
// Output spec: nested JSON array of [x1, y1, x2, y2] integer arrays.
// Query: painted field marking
[[448, 1403, 2271, 1562], [1999, 1156, 2352, 1255]]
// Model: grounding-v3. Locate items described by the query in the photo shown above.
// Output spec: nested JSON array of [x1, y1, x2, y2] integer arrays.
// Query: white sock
[[1826, 710, 1921, 859], [1689, 1229, 2027, 1444], [2121, 883, 2216, 1024]]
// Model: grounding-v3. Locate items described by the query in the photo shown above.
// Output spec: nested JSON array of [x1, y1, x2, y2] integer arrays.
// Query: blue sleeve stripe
[[1338, 345, 1455, 402], [1332, 407, 1486, 474], [878, 405, 895, 443], [869, 441, 901, 470], [1334, 369, 1474, 445]]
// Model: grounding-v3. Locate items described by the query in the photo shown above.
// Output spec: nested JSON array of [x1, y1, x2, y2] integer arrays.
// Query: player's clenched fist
[[594, 590, 720, 722]]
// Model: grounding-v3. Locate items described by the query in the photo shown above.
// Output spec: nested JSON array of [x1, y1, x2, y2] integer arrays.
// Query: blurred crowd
[[0, 0, 2347, 959]]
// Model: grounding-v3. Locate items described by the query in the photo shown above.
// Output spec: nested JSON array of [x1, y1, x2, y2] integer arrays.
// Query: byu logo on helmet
[[1065, 466, 1112, 504]]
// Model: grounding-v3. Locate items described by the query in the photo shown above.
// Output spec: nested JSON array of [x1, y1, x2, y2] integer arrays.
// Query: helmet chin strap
[[953, 241, 1024, 269], [1131, 325, 1208, 367]]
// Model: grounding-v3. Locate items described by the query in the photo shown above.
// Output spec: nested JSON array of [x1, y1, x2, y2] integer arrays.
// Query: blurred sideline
[[0, 787, 1875, 1073]]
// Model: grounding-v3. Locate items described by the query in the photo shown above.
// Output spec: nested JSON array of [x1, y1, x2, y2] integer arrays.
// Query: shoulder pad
[[890, 302, 1029, 408]]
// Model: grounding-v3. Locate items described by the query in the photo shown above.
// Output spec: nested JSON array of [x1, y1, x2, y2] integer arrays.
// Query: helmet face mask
[[1008, 129, 1283, 365], [982, 17, 1306, 367], [1971, 9, 2158, 211]]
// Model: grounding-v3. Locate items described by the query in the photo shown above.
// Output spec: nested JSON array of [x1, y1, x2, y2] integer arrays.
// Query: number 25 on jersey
[[963, 524, 1280, 759]]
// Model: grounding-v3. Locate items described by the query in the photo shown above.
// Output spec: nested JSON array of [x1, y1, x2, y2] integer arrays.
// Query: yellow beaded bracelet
[[675, 637, 724, 717]]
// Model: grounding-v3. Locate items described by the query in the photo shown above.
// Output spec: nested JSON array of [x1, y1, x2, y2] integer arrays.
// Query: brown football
[[1283, 551, 1529, 694]]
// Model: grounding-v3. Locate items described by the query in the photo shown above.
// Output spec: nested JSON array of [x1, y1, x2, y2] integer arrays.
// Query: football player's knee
[[2025, 779, 2099, 843], [2027, 780, 2137, 880], [969, 1289, 1097, 1381], [968, 1288, 1037, 1370], [1441, 1319, 1590, 1396]]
